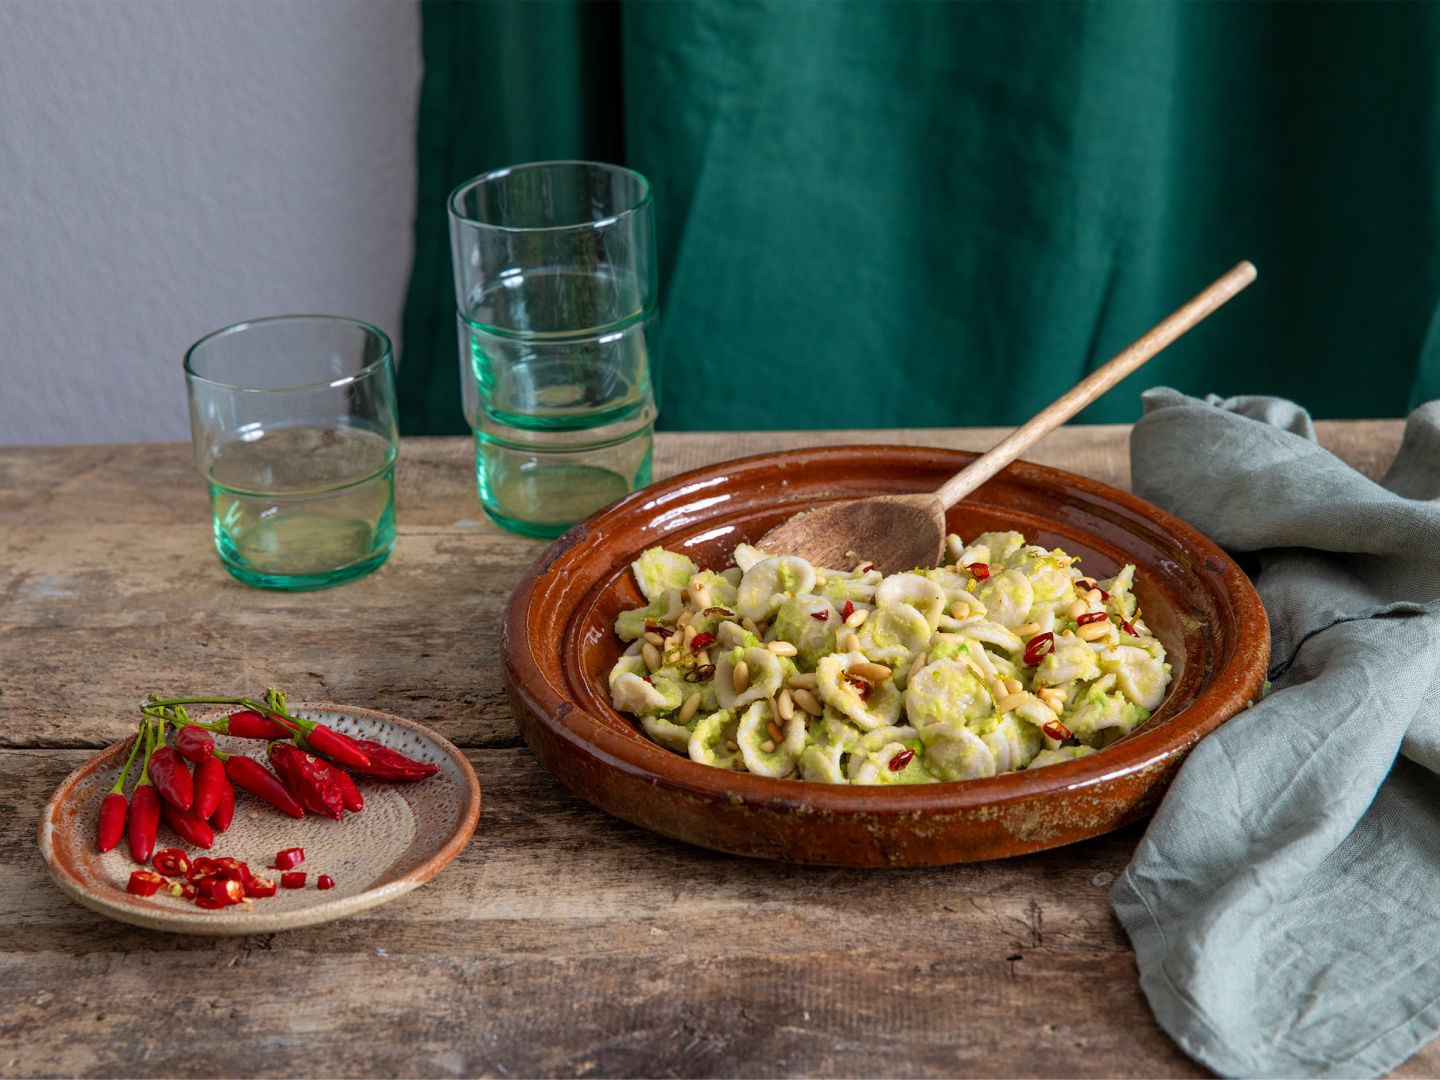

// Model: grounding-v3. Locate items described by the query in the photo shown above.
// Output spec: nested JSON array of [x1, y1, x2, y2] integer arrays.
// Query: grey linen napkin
[[1111, 387, 1440, 1079]]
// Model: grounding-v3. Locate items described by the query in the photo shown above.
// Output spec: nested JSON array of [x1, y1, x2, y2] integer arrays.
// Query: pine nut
[[682, 624, 698, 645], [676, 608, 693, 628], [792, 688, 823, 716], [766, 721, 784, 742], [664, 633, 680, 650], [787, 672, 818, 690], [1061, 629, 1074, 637], [1014, 622, 1041, 637], [843, 632, 862, 653], [643, 631, 664, 647], [997, 692, 1028, 712], [776, 689, 795, 721], [1076, 577, 1097, 593], [1066, 598, 1088, 620], [1077, 622, 1110, 641], [766, 640, 798, 657], [697, 649, 711, 667], [814, 574, 827, 587], [847, 662, 892, 683], [1085, 589, 1103, 605], [844, 608, 869, 628], [989, 678, 1008, 702], [726, 740, 739, 751], [907, 652, 928, 683], [760, 739, 776, 753], [678, 692, 701, 723], [689, 580, 713, 609], [1134, 618, 1151, 636], [949, 601, 971, 620], [732, 660, 750, 693], [641, 642, 661, 670], [1004, 676, 1022, 695], [1043, 696, 1064, 715], [741, 617, 761, 638]]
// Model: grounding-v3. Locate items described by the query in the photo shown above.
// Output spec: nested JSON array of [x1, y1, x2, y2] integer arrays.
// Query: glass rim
[[447, 160, 654, 234], [183, 314, 394, 393]]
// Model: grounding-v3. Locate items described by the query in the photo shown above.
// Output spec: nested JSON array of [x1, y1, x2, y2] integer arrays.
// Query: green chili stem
[[135, 715, 161, 787], [107, 725, 147, 795]]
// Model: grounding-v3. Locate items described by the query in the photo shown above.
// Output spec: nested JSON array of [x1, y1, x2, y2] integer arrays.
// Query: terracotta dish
[[39, 703, 481, 934], [504, 446, 1268, 866]]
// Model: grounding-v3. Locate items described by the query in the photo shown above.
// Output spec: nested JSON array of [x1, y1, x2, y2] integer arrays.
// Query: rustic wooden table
[[1, 421, 1425, 1078]]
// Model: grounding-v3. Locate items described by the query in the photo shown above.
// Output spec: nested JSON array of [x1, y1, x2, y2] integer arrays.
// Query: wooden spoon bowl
[[503, 445, 1269, 866]]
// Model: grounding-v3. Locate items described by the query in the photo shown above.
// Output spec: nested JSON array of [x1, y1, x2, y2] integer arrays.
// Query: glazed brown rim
[[504, 445, 1269, 857], [38, 703, 482, 934]]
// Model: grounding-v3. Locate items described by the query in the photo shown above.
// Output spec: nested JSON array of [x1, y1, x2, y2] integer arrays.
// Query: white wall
[[0, 0, 422, 445]]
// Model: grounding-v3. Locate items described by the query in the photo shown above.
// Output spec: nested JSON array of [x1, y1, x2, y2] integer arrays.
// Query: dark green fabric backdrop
[[399, 0, 1440, 435]]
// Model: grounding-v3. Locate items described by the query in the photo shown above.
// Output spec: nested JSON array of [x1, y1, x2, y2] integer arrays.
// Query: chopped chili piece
[[810, 610, 829, 621], [316, 875, 335, 891], [688, 632, 716, 651], [683, 665, 715, 683], [843, 674, 872, 702], [1076, 611, 1108, 626], [281, 872, 307, 889], [841, 601, 855, 621], [246, 875, 277, 899], [273, 847, 305, 870], [198, 878, 245, 905], [1023, 632, 1055, 666], [1119, 619, 1138, 637], [861, 564, 876, 573], [964, 562, 991, 580], [127, 870, 164, 897], [1042, 720, 1072, 742], [152, 849, 191, 877], [194, 896, 227, 910], [889, 749, 915, 771]]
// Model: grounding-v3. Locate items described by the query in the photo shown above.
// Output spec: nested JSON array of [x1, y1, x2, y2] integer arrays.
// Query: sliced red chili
[[843, 674, 872, 701], [1076, 611, 1108, 626], [246, 875, 277, 899], [683, 665, 716, 683], [198, 878, 245, 905], [273, 847, 305, 870], [127, 870, 164, 897], [1119, 619, 1138, 637], [1098, 589, 1110, 601], [861, 564, 876, 573], [640, 675, 654, 685], [964, 562, 991, 580], [810, 610, 829, 621], [889, 748, 915, 771], [1023, 632, 1055, 666], [688, 632, 716, 651], [316, 875, 335, 891], [1042, 720, 1072, 741], [194, 896, 227, 910], [644, 621, 669, 636], [178, 881, 198, 900], [281, 872, 306, 889], [152, 849, 191, 877], [840, 601, 855, 621]]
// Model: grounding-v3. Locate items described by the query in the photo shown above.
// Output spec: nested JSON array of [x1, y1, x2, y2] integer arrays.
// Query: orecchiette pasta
[[607, 533, 1172, 784]]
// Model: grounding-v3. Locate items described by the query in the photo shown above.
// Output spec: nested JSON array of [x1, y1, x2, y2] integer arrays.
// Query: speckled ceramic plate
[[38, 703, 480, 934], [504, 445, 1269, 866]]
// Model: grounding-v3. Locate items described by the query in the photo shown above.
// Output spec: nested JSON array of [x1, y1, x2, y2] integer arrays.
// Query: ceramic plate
[[503, 445, 1269, 866], [39, 703, 480, 934]]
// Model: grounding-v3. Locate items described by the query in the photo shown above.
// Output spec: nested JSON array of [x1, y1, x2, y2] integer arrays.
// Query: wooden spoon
[[755, 260, 1258, 574]]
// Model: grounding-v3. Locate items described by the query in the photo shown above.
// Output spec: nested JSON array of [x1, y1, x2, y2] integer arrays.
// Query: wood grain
[[0, 421, 1419, 1078]]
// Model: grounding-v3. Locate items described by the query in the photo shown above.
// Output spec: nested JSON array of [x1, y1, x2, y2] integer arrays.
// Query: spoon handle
[[933, 260, 1258, 511]]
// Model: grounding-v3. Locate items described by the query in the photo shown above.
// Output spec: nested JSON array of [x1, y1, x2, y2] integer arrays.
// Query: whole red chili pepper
[[210, 768, 235, 832], [162, 801, 215, 850], [192, 755, 227, 820], [268, 743, 345, 820], [97, 728, 145, 853], [148, 746, 194, 811], [301, 724, 371, 770], [220, 753, 305, 819], [128, 721, 162, 864], [337, 738, 440, 782], [220, 709, 296, 740], [333, 768, 364, 813], [174, 725, 215, 763]]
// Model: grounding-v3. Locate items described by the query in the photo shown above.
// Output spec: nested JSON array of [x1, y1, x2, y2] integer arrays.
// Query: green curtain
[[399, 0, 1440, 435]]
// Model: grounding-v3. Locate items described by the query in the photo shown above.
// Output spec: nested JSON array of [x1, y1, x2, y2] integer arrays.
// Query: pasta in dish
[[606, 532, 1170, 784]]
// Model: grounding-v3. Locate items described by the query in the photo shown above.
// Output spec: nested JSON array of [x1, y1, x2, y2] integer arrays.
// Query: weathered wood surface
[[0, 421, 1421, 1079]]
